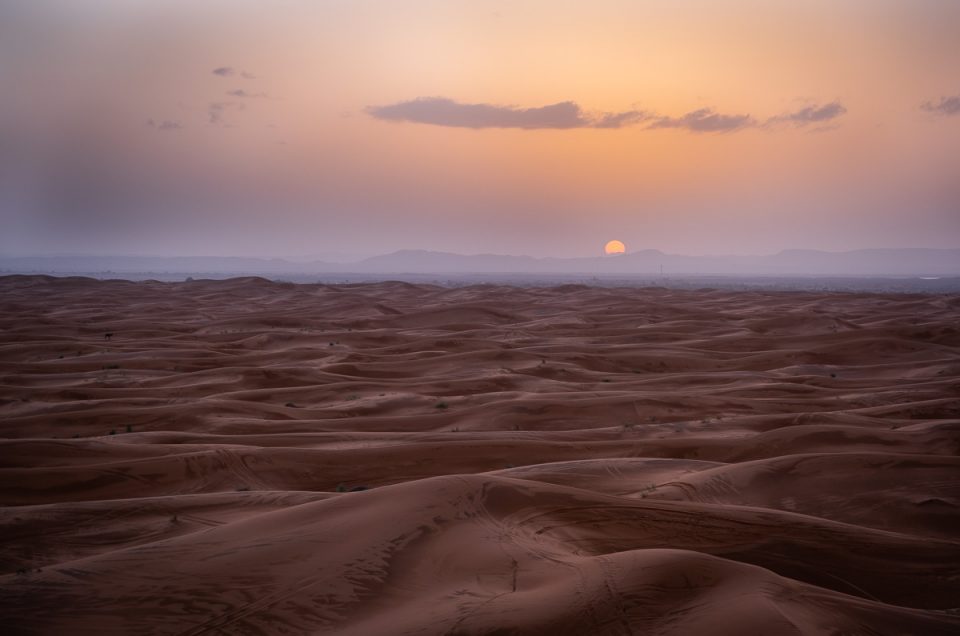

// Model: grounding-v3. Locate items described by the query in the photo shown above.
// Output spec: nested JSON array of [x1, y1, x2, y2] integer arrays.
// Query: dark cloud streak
[[647, 108, 755, 133], [592, 110, 650, 129], [212, 66, 256, 80], [366, 98, 648, 130], [369, 98, 856, 134], [921, 95, 960, 116], [369, 98, 584, 129], [766, 101, 847, 127]]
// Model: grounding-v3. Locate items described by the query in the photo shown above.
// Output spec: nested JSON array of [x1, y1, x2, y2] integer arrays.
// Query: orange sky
[[1, 0, 958, 258]]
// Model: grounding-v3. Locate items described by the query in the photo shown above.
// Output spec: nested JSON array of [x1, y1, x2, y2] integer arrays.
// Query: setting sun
[[604, 240, 626, 255]]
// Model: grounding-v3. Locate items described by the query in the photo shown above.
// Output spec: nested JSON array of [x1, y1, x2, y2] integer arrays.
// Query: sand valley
[[1, 275, 959, 634]]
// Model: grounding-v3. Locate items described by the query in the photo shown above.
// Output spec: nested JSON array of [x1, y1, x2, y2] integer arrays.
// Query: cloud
[[210, 66, 257, 79], [145, 119, 182, 131], [207, 101, 244, 125], [212, 66, 257, 80], [766, 101, 847, 127], [592, 110, 650, 129], [227, 89, 267, 99], [368, 98, 583, 129], [921, 94, 960, 116], [368, 97, 850, 134], [648, 108, 755, 133], [366, 97, 648, 129]]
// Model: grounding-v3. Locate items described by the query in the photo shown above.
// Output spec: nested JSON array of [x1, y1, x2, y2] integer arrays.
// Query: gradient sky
[[1, 0, 958, 259]]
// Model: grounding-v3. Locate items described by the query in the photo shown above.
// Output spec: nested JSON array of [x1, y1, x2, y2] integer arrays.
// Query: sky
[[1, 0, 958, 260]]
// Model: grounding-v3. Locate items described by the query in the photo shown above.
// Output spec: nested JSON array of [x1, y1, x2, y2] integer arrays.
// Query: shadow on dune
[[1, 275, 958, 634]]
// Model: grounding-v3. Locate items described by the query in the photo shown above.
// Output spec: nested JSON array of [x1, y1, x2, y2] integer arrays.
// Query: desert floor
[[1, 275, 958, 634]]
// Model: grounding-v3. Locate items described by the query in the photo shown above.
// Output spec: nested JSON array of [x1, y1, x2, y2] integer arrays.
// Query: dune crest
[[1, 275, 958, 634]]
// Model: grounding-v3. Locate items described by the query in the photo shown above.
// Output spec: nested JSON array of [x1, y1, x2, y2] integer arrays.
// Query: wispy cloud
[[145, 119, 182, 131], [593, 110, 650, 129], [207, 101, 244, 125], [366, 97, 648, 130], [766, 101, 847, 127], [921, 94, 960, 116], [368, 97, 854, 134], [212, 66, 257, 80], [227, 89, 267, 99], [648, 108, 755, 133]]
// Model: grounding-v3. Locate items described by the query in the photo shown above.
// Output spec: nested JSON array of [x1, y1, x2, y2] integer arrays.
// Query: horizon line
[[3, 246, 960, 263]]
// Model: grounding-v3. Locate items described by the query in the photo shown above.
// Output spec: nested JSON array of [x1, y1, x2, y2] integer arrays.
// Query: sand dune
[[1, 275, 958, 634]]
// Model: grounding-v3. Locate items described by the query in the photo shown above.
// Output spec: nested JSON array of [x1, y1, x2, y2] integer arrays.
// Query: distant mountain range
[[2, 248, 959, 277]]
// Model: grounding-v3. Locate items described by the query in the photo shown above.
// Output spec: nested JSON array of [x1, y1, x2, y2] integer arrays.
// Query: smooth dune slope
[[1, 275, 958, 634]]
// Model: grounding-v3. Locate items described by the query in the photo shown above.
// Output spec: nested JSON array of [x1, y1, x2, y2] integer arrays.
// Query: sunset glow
[[1, 1, 958, 259]]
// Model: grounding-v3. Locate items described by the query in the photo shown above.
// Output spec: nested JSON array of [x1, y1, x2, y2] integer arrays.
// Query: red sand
[[1, 275, 958, 634]]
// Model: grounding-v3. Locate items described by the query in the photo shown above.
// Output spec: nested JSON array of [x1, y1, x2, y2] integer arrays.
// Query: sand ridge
[[1, 274, 958, 634]]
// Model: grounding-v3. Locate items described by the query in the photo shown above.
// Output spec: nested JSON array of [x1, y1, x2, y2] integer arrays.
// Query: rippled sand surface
[[1, 275, 958, 634]]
